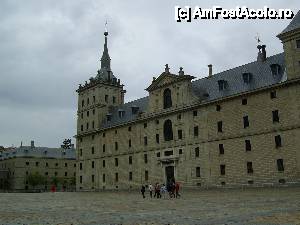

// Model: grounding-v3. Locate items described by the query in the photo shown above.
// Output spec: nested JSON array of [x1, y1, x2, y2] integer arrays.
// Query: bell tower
[[277, 10, 300, 80], [76, 30, 126, 136]]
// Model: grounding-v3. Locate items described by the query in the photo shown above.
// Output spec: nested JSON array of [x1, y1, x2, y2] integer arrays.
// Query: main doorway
[[165, 166, 175, 184]]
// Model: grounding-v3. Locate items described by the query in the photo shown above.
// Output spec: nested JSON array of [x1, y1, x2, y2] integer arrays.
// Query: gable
[[146, 72, 195, 92]]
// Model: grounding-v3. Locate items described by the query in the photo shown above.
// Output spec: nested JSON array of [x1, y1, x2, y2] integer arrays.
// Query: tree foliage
[[27, 172, 46, 188]]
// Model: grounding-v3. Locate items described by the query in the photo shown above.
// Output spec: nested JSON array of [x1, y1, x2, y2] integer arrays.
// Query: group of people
[[141, 180, 181, 199]]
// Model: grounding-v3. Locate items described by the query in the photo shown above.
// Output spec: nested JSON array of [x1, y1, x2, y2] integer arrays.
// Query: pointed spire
[[101, 21, 111, 71]]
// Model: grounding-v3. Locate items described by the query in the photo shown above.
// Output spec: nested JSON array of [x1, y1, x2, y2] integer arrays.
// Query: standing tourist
[[175, 182, 181, 198], [141, 185, 146, 198], [148, 183, 153, 198]]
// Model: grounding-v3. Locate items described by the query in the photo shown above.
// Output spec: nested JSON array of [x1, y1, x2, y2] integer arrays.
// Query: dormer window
[[131, 106, 139, 114], [163, 88, 172, 109], [218, 80, 228, 91], [44, 151, 47, 155], [242, 73, 253, 84], [270, 64, 281, 76], [106, 113, 112, 122], [118, 109, 125, 118]]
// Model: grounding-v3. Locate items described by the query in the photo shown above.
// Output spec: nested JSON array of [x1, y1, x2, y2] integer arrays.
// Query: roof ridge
[[192, 52, 284, 83]]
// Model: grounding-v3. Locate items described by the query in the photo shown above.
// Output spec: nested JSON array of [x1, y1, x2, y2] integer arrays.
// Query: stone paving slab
[[0, 187, 300, 225]]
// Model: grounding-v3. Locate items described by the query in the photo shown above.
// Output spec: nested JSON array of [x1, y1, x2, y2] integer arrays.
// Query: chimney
[[208, 64, 213, 76], [31, 140, 35, 148], [257, 45, 267, 62], [261, 45, 266, 61]]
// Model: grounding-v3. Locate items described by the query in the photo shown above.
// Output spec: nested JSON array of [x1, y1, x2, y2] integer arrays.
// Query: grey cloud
[[0, 0, 298, 147]]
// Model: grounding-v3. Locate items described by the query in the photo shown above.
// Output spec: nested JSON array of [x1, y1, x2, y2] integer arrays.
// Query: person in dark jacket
[[141, 185, 146, 198]]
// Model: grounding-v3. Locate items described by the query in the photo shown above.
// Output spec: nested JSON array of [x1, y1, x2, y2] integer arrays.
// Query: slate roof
[[100, 53, 285, 129], [279, 10, 300, 35], [0, 146, 76, 160]]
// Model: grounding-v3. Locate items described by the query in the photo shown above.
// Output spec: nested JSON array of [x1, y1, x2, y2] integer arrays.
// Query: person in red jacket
[[175, 182, 181, 198]]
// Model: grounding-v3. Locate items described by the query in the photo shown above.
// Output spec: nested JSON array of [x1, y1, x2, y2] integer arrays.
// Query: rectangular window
[[128, 139, 131, 148], [243, 116, 249, 128], [93, 96, 95, 103], [91, 147, 94, 154], [115, 173, 118, 182], [145, 170, 148, 181], [272, 110, 279, 123], [156, 134, 159, 144], [92, 161, 95, 169], [164, 150, 173, 156], [81, 100, 84, 107], [245, 140, 251, 151], [275, 135, 282, 148], [80, 176, 82, 184], [46, 162, 49, 167], [92, 121, 94, 129], [270, 91, 277, 99], [36, 162, 39, 167], [129, 156, 132, 165], [65, 163, 67, 167], [105, 95, 108, 103], [115, 158, 118, 167], [102, 160, 105, 168], [87, 111, 89, 117], [220, 165, 226, 175], [129, 172, 133, 181], [296, 39, 300, 48], [193, 110, 198, 117], [177, 114, 182, 120], [219, 144, 224, 155], [196, 167, 201, 177], [86, 122, 89, 130], [144, 154, 148, 164], [102, 174, 105, 183], [80, 163, 82, 170], [115, 142, 118, 150], [156, 120, 159, 124], [156, 152, 161, 157], [65, 172, 68, 177], [277, 159, 284, 172], [247, 162, 253, 174], [216, 104, 221, 111], [195, 147, 200, 158], [92, 175, 95, 183], [178, 130, 183, 139], [217, 121, 223, 132], [128, 126, 131, 131], [113, 96, 116, 103], [144, 136, 148, 146], [144, 123, 147, 128], [194, 126, 199, 137], [26, 162, 29, 166], [242, 98, 248, 105], [80, 149, 82, 156], [92, 109, 95, 115]]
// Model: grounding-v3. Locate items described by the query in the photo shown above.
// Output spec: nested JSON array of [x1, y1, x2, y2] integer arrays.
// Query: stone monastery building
[[76, 11, 300, 190]]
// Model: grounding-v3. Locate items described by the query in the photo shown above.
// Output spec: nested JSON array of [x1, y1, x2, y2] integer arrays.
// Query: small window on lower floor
[[196, 167, 201, 177], [277, 159, 284, 172], [220, 165, 225, 175]]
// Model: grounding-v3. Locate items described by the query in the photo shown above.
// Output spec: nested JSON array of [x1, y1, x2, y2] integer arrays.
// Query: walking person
[[175, 182, 181, 198], [141, 185, 146, 198], [148, 183, 153, 198]]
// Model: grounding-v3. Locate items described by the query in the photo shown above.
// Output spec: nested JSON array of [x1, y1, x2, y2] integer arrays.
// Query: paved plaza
[[0, 187, 300, 225]]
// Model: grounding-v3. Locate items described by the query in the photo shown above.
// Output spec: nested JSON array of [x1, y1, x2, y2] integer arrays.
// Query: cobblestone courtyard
[[0, 187, 300, 225]]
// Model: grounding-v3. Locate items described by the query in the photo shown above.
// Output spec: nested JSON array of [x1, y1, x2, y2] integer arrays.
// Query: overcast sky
[[0, 0, 298, 148]]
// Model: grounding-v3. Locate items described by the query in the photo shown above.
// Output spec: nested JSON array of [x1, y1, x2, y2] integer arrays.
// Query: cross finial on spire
[[105, 20, 108, 32]]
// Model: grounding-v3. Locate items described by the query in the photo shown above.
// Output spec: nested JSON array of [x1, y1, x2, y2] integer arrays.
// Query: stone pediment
[[146, 72, 195, 92]]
